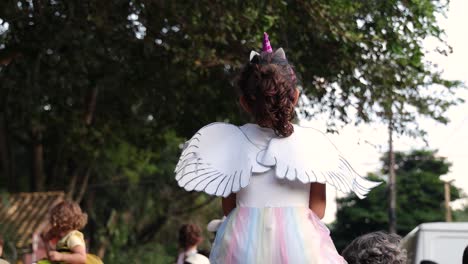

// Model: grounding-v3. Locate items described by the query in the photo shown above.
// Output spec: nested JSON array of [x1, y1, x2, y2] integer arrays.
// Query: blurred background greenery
[[0, 0, 466, 263]]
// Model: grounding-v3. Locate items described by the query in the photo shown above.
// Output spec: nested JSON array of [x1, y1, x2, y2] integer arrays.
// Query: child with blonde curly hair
[[41, 200, 97, 264]]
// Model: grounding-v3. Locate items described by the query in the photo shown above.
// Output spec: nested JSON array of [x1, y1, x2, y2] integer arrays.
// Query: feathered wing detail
[[257, 125, 381, 199], [175, 123, 269, 197]]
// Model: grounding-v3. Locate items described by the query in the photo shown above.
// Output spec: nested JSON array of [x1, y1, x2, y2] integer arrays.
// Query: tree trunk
[[71, 86, 98, 201], [97, 243, 107, 260], [75, 168, 90, 203], [65, 85, 98, 199], [84, 87, 98, 126], [388, 115, 397, 234], [444, 180, 453, 222], [32, 126, 45, 191], [66, 170, 78, 200], [32, 0, 43, 15], [0, 113, 12, 187]]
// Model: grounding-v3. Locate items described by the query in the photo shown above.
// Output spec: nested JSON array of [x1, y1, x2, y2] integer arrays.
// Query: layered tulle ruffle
[[210, 207, 346, 264]]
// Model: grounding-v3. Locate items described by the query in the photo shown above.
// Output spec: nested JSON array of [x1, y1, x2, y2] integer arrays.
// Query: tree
[[331, 150, 461, 251], [454, 205, 468, 222], [0, 0, 462, 261]]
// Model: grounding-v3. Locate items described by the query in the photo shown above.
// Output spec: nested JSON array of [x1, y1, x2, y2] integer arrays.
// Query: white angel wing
[[257, 125, 381, 199], [175, 122, 269, 197]]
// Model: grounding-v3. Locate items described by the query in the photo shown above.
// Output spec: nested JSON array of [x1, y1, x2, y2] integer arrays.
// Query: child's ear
[[239, 96, 251, 113], [293, 88, 300, 106]]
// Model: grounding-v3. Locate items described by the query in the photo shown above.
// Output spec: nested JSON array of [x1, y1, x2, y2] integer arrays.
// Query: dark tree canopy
[[0, 0, 462, 262]]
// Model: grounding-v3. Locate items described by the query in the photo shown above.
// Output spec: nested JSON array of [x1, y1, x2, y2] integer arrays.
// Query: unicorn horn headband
[[262, 32, 273, 53], [249, 32, 289, 65]]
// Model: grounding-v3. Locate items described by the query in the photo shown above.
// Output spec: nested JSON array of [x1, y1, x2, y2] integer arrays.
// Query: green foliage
[[107, 242, 174, 264], [331, 149, 461, 251], [0, 0, 463, 261], [453, 205, 468, 222], [0, 224, 18, 263], [99, 139, 158, 184]]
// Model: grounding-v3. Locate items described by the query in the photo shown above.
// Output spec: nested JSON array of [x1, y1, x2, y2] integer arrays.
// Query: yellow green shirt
[[56, 230, 86, 251]]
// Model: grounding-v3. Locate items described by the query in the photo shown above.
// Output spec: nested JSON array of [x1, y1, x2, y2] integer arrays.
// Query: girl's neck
[[252, 120, 273, 129]]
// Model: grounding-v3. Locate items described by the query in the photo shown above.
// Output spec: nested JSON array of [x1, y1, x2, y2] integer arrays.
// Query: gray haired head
[[342, 231, 407, 264]]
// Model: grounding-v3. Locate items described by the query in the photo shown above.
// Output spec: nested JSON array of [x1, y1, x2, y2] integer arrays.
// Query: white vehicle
[[402, 222, 468, 264]]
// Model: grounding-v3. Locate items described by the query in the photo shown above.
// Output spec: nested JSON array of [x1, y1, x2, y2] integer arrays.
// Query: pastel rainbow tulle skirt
[[209, 207, 346, 264]]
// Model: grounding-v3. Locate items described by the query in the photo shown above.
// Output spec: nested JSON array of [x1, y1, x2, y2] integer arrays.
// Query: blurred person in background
[[0, 236, 10, 264], [342, 231, 407, 264], [177, 223, 210, 264]]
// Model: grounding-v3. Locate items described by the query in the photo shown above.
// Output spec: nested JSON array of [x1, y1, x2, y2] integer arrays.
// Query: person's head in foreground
[[342, 231, 407, 264]]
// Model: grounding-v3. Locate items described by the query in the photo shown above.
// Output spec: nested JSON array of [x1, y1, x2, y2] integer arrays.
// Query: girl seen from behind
[[175, 33, 380, 264]]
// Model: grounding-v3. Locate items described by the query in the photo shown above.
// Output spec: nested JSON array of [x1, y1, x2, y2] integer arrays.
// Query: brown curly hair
[[238, 51, 297, 137], [178, 223, 203, 250], [49, 200, 88, 235]]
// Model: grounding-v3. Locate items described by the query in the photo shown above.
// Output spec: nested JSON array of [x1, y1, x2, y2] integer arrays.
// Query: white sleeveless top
[[236, 124, 310, 208]]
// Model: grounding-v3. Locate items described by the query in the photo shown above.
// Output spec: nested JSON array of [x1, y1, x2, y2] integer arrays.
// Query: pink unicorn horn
[[262, 32, 273, 53]]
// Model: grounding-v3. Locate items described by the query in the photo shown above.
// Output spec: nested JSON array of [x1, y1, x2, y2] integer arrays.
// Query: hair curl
[[238, 51, 297, 137], [49, 200, 88, 235], [342, 231, 407, 264], [178, 223, 203, 250]]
